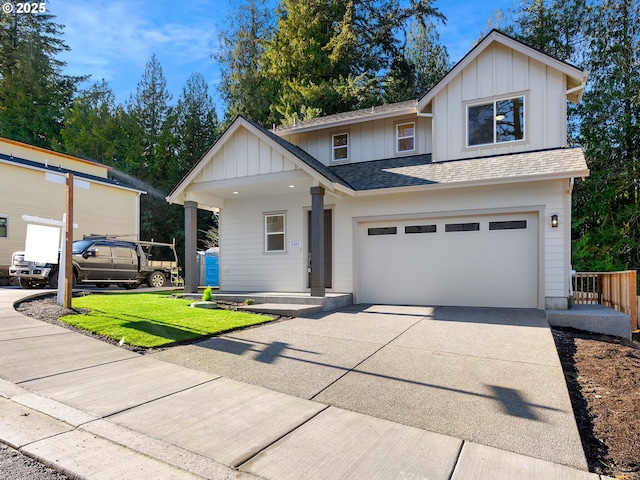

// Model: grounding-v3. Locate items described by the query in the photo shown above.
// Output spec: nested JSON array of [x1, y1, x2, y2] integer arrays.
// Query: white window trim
[[331, 132, 349, 163], [395, 121, 416, 154], [466, 95, 526, 148], [264, 212, 286, 253]]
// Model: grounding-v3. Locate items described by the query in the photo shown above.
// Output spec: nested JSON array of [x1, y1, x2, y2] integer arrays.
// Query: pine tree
[[216, 0, 275, 124], [0, 6, 85, 147]]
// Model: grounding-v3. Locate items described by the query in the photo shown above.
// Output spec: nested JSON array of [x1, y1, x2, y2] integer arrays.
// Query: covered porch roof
[[166, 116, 352, 211]]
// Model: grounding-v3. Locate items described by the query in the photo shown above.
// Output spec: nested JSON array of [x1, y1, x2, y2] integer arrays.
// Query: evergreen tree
[[57, 80, 121, 164], [572, 0, 640, 271], [216, 0, 275, 124], [173, 72, 219, 182], [0, 6, 84, 147]]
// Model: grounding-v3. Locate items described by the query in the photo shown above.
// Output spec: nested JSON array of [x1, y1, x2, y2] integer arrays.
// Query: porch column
[[184, 200, 198, 293], [310, 186, 325, 297]]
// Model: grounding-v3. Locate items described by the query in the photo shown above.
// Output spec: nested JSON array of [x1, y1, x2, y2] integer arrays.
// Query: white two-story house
[[168, 30, 589, 310]]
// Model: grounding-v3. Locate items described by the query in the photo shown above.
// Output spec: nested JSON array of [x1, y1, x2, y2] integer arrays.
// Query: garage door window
[[405, 225, 436, 234], [265, 214, 285, 252], [368, 227, 397, 236], [445, 222, 480, 232], [489, 220, 527, 230], [0, 216, 6, 237]]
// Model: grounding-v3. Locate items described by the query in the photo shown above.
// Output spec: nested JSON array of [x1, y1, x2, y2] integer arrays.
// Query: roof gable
[[418, 30, 588, 112], [167, 116, 351, 205]]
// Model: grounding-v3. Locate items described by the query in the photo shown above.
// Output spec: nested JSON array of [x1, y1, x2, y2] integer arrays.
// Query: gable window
[[265, 213, 285, 252], [467, 96, 524, 146], [0, 217, 6, 237], [332, 133, 349, 161], [396, 122, 415, 153]]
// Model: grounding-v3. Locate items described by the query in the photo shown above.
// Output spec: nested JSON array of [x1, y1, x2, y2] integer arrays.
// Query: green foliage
[[62, 293, 272, 348], [217, 0, 447, 127], [495, 0, 640, 272], [0, 7, 85, 146], [244, 299, 255, 305], [202, 287, 213, 302]]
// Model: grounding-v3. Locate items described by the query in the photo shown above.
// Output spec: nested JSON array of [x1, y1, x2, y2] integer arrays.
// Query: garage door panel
[[360, 214, 538, 308]]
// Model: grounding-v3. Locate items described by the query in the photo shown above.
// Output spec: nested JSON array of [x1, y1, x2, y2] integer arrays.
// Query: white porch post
[[310, 186, 325, 297], [184, 200, 198, 293]]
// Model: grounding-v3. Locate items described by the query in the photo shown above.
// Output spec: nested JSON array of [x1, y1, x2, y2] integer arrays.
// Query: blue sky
[[49, 0, 515, 113]]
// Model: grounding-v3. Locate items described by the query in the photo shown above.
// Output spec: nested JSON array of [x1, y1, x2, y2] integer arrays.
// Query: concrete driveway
[[151, 303, 587, 471]]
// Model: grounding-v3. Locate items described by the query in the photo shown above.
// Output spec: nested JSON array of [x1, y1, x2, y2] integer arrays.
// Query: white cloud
[[50, 0, 219, 102]]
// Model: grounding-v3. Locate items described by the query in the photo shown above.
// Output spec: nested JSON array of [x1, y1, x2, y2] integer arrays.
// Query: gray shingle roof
[[328, 147, 588, 191], [275, 100, 417, 133]]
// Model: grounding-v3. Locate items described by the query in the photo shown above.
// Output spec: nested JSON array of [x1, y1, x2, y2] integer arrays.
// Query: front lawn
[[59, 292, 273, 348]]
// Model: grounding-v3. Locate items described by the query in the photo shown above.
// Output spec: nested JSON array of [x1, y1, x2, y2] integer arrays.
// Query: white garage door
[[359, 213, 538, 308]]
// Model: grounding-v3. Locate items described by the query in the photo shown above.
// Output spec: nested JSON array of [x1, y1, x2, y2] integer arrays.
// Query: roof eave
[[276, 106, 418, 135], [351, 169, 590, 197]]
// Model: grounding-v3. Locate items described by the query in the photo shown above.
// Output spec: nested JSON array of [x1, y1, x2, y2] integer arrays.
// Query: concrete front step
[[546, 304, 631, 339], [182, 292, 353, 313], [239, 303, 323, 317]]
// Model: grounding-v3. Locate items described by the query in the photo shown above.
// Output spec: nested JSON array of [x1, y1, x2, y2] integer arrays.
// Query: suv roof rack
[[83, 234, 138, 240]]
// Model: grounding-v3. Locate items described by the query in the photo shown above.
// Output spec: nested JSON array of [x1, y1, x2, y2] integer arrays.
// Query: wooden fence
[[572, 270, 638, 331]]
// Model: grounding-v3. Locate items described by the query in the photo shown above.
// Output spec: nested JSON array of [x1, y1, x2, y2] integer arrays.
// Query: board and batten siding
[[195, 128, 299, 184], [219, 193, 308, 292], [216, 177, 570, 306], [432, 42, 568, 162], [279, 115, 431, 166], [0, 163, 140, 267]]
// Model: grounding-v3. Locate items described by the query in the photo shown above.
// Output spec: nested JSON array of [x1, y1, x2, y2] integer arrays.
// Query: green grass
[[59, 292, 273, 348]]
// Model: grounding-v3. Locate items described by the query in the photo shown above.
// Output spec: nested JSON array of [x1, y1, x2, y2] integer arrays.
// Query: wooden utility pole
[[64, 173, 74, 308]]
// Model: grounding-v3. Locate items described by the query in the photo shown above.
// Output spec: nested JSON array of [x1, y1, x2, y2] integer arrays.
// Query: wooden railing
[[573, 271, 638, 330]]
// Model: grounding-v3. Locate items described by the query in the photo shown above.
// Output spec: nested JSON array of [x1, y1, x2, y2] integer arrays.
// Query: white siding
[[280, 115, 431, 166], [216, 178, 570, 307], [432, 43, 569, 162], [196, 128, 299, 184]]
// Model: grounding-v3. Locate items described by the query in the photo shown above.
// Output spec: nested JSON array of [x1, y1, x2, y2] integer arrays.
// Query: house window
[[396, 122, 415, 153], [0, 217, 6, 237], [265, 214, 285, 252], [332, 133, 349, 161], [468, 96, 524, 146]]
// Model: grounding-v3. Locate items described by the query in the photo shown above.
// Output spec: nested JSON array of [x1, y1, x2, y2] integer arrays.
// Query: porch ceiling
[[183, 170, 315, 210]]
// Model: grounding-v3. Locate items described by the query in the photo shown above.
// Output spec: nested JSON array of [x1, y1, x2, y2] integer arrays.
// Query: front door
[[307, 209, 332, 288]]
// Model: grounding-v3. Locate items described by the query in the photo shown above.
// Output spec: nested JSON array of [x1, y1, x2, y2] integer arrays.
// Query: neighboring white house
[[0, 137, 144, 283], [168, 30, 590, 310]]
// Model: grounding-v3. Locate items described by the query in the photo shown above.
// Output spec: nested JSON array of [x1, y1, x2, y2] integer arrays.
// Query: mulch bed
[[552, 328, 640, 479]]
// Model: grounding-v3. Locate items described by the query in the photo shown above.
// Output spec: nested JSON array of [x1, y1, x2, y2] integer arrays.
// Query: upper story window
[[332, 133, 349, 162], [265, 213, 285, 252], [467, 96, 525, 147], [0, 217, 6, 237], [396, 122, 415, 153]]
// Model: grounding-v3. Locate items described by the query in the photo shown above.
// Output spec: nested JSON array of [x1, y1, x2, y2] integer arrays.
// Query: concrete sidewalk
[[0, 288, 610, 479]]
